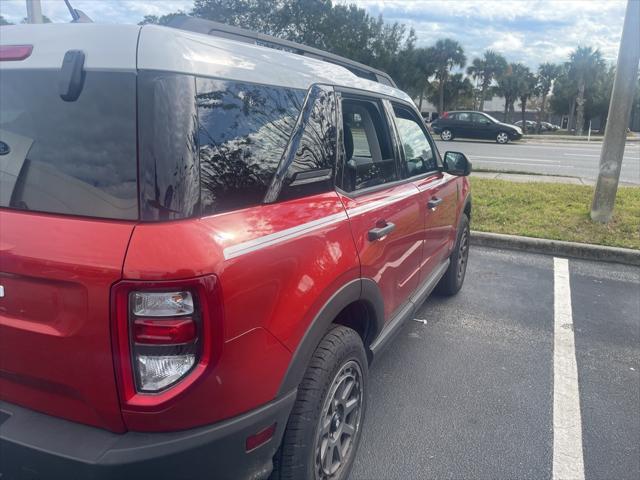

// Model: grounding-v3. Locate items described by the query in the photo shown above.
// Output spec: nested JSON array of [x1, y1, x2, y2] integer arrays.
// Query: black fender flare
[[462, 192, 472, 220], [277, 278, 384, 395]]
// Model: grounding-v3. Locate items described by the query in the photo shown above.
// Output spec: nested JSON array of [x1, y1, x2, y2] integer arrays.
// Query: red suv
[[0, 21, 471, 480]]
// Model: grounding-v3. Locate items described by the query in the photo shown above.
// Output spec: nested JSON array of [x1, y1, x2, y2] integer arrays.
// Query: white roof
[[0, 23, 412, 103]]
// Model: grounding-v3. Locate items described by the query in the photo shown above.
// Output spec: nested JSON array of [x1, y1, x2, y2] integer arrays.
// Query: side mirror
[[442, 151, 472, 176]]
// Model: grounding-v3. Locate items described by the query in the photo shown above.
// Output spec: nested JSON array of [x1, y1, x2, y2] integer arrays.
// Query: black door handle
[[428, 197, 443, 209], [368, 222, 396, 241]]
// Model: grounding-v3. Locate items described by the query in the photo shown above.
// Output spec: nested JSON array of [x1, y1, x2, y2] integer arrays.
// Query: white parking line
[[553, 258, 585, 480]]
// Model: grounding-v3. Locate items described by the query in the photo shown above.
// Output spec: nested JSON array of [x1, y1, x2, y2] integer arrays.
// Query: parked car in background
[[432, 111, 523, 144], [541, 121, 560, 131], [514, 119, 537, 130], [0, 18, 472, 480]]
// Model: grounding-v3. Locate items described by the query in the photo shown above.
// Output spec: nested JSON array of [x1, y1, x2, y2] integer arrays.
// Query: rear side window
[[138, 71, 200, 221], [266, 85, 337, 202], [196, 78, 305, 216], [340, 98, 397, 192], [0, 70, 137, 219], [138, 73, 334, 220]]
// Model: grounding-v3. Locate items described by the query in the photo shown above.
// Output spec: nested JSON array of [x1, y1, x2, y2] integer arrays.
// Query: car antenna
[[64, 0, 93, 23]]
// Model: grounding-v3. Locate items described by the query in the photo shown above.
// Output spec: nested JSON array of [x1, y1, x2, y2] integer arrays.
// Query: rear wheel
[[440, 129, 454, 141], [272, 326, 367, 480], [496, 131, 510, 144], [435, 213, 470, 296]]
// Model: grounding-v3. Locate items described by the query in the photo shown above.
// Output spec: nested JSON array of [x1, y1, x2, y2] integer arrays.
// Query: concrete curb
[[470, 231, 640, 266]]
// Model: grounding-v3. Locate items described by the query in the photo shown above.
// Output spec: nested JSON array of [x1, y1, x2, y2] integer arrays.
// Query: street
[[351, 246, 639, 479], [434, 140, 640, 185]]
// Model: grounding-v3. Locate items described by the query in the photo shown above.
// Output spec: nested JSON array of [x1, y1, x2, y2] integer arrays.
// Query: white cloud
[[1, 0, 627, 68], [0, 0, 193, 24], [345, 0, 627, 67]]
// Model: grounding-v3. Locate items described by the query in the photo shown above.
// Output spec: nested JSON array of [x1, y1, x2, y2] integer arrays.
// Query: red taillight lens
[[0, 45, 33, 61], [111, 275, 222, 405], [133, 317, 197, 344]]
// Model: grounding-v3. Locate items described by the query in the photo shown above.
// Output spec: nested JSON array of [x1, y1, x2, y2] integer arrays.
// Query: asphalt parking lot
[[351, 246, 639, 480]]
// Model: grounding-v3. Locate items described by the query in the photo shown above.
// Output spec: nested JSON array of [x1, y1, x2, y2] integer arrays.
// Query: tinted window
[[340, 98, 396, 192], [138, 71, 200, 221], [196, 78, 305, 215], [0, 70, 137, 219], [454, 112, 471, 122], [267, 85, 337, 202], [392, 105, 437, 177], [471, 113, 491, 124]]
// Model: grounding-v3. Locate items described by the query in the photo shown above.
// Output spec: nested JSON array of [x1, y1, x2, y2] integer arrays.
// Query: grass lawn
[[470, 178, 640, 250]]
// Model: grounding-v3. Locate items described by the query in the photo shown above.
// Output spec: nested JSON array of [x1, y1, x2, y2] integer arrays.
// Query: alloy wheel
[[496, 132, 509, 144], [441, 129, 453, 141], [314, 360, 363, 479]]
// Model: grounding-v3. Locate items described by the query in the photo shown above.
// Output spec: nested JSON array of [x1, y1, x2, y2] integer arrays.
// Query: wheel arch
[[277, 278, 384, 395], [463, 192, 472, 220]]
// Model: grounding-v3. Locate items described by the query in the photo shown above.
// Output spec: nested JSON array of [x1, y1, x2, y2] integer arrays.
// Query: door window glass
[[454, 112, 471, 122], [340, 98, 397, 192], [471, 113, 491, 124], [392, 105, 438, 177]]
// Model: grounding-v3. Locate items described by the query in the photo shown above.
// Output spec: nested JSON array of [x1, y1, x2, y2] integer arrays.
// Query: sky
[[0, 0, 629, 69]]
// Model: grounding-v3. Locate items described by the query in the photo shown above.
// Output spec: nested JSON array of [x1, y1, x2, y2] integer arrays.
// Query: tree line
[[3, 0, 635, 135]]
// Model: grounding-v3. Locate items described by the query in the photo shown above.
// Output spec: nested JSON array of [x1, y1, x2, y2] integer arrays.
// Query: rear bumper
[[0, 390, 296, 480]]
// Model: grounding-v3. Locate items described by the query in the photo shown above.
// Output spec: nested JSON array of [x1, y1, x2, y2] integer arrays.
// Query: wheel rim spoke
[[342, 422, 356, 437], [344, 397, 358, 415], [341, 379, 355, 401]]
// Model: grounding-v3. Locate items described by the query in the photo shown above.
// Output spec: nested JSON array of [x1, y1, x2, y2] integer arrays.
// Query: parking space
[[351, 246, 639, 480]]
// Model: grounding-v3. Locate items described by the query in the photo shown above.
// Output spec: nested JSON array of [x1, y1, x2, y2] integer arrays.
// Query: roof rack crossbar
[[165, 15, 397, 88]]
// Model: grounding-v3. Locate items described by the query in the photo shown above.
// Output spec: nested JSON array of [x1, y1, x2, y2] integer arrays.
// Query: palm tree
[[496, 63, 528, 123], [517, 67, 537, 133], [427, 39, 466, 114], [535, 63, 561, 132], [426, 73, 474, 111], [467, 50, 508, 111], [568, 46, 606, 135]]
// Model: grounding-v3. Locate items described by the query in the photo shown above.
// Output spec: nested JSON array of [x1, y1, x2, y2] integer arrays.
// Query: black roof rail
[[165, 15, 397, 88]]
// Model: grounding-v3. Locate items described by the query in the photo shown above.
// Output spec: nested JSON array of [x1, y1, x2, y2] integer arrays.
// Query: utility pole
[[590, 0, 640, 223], [26, 0, 43, 23]]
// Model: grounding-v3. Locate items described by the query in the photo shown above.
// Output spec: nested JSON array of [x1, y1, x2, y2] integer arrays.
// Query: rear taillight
[[0, 45, 33, 61], [112, 276, 222, 406], [129, 290, 199, 392]]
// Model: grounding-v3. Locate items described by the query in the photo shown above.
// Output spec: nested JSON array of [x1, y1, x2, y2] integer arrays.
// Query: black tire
[[272, 326, 368, 480], [435, 213, 470, 296]]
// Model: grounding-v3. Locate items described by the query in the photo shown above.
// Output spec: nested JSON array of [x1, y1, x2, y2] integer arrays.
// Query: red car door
[[387, 101, 458, 276], [337, 95, 424, 322]]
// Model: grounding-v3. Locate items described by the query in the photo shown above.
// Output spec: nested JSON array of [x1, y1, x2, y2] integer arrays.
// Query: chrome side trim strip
[[223, 187, 419, 260], [223, 211, 348, 260]]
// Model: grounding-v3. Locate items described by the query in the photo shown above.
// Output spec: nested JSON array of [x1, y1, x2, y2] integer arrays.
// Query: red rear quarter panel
[[122, 192, 359, 431], [0, 210, 133, 432]]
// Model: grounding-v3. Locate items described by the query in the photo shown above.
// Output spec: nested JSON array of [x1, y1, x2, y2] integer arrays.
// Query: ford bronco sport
[[0, 18, 471, 480]]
